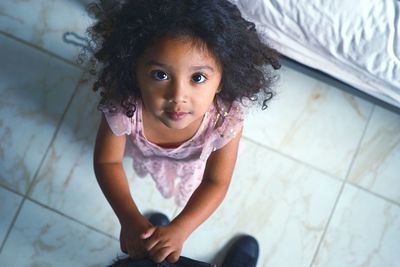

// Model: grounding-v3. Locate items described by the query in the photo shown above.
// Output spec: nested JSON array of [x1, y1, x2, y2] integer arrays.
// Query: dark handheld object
[[108, 256, 215, 267]]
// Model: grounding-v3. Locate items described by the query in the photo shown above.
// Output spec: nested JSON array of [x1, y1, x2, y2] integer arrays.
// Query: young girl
[[88, 0, 280, 264]]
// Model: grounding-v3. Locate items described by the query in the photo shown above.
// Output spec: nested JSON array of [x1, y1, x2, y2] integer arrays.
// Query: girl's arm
[[94, 115, 152, 258], [143, 129, 243, 262], [173, 129, 243, 236]]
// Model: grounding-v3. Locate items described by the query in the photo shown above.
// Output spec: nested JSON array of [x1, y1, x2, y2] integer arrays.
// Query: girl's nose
[[167, 80, 187, 103]]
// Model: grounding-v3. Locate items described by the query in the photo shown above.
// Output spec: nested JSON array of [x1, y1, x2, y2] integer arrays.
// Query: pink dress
[[99, 97, 244, 206]]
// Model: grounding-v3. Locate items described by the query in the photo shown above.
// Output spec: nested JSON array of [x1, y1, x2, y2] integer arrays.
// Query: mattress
[[231, 0, 400, 108]]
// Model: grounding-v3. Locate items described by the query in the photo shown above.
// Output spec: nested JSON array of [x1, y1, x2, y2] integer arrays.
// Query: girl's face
[[136, 36, 222, 130]]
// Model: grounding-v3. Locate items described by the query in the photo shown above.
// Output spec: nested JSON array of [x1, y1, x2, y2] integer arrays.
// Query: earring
[[216, 88, 222, 93]]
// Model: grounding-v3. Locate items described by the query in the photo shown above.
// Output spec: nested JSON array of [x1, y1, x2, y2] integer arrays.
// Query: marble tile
[[243, 65, 373, 179], [179, 139, 342, 267], [0, 187, 23, 245], [29, 75, 178, 238], [313, 184, 400, 267], [0, 35, 83, 194], [0, 0, 93, 62], [0, 200, 120, 267], [348, 106, 400, 204]]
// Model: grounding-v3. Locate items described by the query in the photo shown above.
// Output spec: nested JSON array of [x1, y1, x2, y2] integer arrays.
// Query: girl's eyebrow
[[145, 60, 215, 73], [192, 65, 215, 72]]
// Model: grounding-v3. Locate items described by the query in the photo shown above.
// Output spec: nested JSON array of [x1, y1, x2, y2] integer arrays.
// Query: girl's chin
[[162, 120, 191, 130], [160, 116, 197, 130], [159, 112, 204, 130]]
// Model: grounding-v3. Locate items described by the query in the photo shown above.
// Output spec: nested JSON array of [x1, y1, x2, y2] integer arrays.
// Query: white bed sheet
[[231, 0, 400, 108]]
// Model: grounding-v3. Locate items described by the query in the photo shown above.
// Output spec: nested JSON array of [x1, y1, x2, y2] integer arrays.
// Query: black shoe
[[148, 212, 170, 226], [221, 235, 259, 267]]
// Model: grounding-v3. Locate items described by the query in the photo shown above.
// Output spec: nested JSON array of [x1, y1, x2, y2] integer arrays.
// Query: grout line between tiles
[[0, 70, 87, 254], [241, 136, 343, 183], [244, 133, 400, 210], [307, 104, 375, 267], [27, 196, 119, 241], [244, 105, 400, 209], [345, 181, 400, 208], [0, 30, 86, 72], [0, 184, 25, 199], [24, 72, 87, 197], [0, 192, 25, 254]]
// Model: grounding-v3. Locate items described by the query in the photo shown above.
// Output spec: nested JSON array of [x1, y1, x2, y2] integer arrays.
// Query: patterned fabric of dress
[[98, 97, 244, 206]]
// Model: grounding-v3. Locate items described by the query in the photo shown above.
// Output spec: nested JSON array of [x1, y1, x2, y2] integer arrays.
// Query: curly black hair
[[86, 0, 280, 117]]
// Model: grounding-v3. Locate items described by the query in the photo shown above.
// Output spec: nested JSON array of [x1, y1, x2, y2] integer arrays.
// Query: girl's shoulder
[[209, 97, 246, 130], [200, 97, 245, 158], [97, 97, 137, 136]]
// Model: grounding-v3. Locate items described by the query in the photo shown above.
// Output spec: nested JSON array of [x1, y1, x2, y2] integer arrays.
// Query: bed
[[230, 0, 400, 110]]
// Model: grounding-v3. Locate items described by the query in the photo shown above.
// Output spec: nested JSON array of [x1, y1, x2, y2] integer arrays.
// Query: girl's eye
[[191, 73, 207, 83], [151, 70, 169, 81]]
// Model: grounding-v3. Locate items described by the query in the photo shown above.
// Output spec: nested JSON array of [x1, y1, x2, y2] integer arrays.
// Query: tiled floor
[[1, 1, 399, 267]]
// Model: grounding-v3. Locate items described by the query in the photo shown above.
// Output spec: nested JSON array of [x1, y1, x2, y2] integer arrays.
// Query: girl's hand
[[141, 224, 187, 263], [120, 216, 153, 259]]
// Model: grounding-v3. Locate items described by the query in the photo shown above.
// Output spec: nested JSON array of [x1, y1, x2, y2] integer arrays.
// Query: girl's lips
[[166, 111, 188, 121]]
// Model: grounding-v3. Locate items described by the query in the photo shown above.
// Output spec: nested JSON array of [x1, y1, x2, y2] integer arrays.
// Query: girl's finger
[[166, 250, 181, 263], [149, 246, 171, 263], [143, 236, 160, 252], [125, 242, 135, 258], [120, 239, 127, 254], [128, 249, 136, 259], [140, 226, 156, 239], [127, 245, 144, 259]]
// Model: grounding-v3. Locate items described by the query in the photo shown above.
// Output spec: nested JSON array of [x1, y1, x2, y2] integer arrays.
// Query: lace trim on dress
[[98, 99, 133, 136], [199, 98, 244, 160]]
